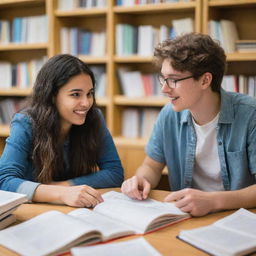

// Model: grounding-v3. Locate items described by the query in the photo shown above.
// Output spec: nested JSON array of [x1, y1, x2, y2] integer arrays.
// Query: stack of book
[[0, 190, 27, 230]]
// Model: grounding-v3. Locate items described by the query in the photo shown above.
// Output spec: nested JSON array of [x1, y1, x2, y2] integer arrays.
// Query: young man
[[121, 33, 256, 216]]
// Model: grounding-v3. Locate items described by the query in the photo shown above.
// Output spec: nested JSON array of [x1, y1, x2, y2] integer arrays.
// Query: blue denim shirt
[[146, 89, 256, 191], [0, 113, 124, 200]]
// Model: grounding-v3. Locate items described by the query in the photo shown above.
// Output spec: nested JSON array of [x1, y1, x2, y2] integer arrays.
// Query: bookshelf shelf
[[0, 0, 44, 7], [208, 0, 256, 7], [114, 136, 147, 148], [0, 88, 32, 96], [227, 52, 256, 62], [114, 56, 153, 63], [113, 2, 196, 13], [78, 56, 108, 64], [55, 8, 108, 17], [114, 95, 168, 107], [0, 125, 10, 137], [0, 43, 48, 51], [96, 97, 109, 107]]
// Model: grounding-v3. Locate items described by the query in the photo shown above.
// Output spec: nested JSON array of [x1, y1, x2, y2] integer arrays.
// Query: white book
[[220, 19, 239, 53], [138, 25, 154, 56], [238, 75, 247, 94], [60, 27, 70, 53], [58, 0, 76, 10], [172, 18, 194, 36], [0, 191, 189, 256], [122, 108, 140, 138], [0, 190, 27, 216], [0, 62, 12, 88], [141, 108, 159, 138], [71, 237, 161, 256], [0, 20, 10, 43], [159, 24, 169, 42], [178, 208, 256, 256], [247, 76, 255, 97], [222, 75, 236, 92]]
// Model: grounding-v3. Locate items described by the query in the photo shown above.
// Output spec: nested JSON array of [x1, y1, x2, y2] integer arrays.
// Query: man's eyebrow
[[159, 73, 181, 78]]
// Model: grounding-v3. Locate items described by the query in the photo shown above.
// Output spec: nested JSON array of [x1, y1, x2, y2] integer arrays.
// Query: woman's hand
[[60, 185, 104, 208]]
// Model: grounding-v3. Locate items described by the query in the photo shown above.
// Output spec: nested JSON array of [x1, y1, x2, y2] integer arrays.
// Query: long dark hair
[[26, 54, 103, 183]]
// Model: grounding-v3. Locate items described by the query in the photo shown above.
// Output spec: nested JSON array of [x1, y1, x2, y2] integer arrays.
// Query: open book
[[0, 191, 189, 256], [71, 237, 161, 256], [0, 190, 27, 230], [178, 208, 256, 256]]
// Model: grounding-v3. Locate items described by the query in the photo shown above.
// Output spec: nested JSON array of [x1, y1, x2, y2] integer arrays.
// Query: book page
[[179, 209, 256, 256], [215, 208, 256, 237], [93, 191, 189, 233], [179, 224, 256, 256], [68, 208, 135, 240], [0, 210, 101, 256], [71, 237, 162, 256]]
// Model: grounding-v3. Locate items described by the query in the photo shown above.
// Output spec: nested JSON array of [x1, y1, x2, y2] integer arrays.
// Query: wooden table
[[1, 188, 255, 256]]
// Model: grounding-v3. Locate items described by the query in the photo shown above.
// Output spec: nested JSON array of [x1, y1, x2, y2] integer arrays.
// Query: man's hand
[[121, 176, 151, 200], [164, 188, 218, 216]]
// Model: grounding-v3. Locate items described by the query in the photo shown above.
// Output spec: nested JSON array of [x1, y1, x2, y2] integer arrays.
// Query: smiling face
[[55, 73, 94, 137], [160, 59, 206, 113]]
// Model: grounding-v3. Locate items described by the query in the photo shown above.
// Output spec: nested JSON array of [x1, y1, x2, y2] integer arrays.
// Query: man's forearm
[[136, 165, 162, 188], [213, 184, 256, 211]]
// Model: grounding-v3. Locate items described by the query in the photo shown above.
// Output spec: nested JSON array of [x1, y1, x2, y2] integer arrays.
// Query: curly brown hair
[[154, 33, 227, 92]]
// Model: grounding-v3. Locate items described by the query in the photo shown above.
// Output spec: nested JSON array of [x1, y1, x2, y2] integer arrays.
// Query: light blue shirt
[[0, 113, 124, 200], [146, 89, 256, 191]]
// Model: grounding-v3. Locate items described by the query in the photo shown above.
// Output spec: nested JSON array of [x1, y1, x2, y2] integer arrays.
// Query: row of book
[[0, 57, 47, 89], [222, 75, 256, 97], [60, 27, 106, 57], [116, 0, 191, 6], [116, 18, 194, 56], [122, 108, 160, 138], [58, 0, 106, 10], [118, 68, 162, 97], [0, 16, 48, 44]]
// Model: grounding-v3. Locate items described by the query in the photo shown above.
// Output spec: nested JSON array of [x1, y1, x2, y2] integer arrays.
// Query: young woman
[[0, 54, 123, 207]]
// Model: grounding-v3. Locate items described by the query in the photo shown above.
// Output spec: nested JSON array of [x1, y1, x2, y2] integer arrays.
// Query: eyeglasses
[[158, 75, 194, 89]]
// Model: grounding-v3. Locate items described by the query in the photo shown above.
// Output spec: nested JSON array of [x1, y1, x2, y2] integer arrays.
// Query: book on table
[[0, 190, 28, 230], [0, 191, 190, 256], [71, 237, 161, 256], [178, 208, 256, 256]]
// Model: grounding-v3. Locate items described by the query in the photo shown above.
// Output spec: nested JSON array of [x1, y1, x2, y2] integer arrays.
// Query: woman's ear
[[201, 72, 212, 89]]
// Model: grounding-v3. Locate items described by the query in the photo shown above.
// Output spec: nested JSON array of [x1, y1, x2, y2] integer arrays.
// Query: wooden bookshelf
[[203, 0, 256, 76], [2, 0, 255, 180]]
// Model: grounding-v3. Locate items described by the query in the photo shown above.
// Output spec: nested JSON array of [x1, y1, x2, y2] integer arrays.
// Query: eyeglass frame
[[158, 74, 194, 89]]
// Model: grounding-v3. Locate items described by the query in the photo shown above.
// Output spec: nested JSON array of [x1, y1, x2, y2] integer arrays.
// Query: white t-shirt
[[192, 113, 224, 191]]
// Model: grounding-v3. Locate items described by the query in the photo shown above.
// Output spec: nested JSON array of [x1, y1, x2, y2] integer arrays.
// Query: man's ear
[[201, 72, 212, 89]]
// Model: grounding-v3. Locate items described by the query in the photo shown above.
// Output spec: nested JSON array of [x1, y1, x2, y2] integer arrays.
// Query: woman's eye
[[88, 91, 94, 97], [71, 93, 80, 97]]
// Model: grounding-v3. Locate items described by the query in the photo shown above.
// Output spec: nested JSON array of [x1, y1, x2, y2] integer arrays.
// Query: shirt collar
[[180, 88, 234, 125]]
